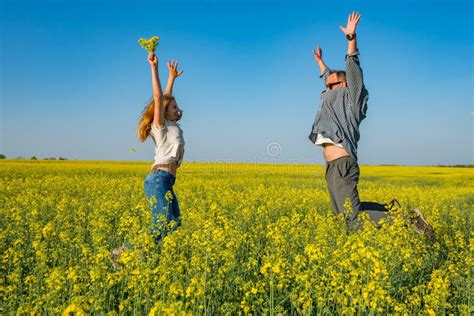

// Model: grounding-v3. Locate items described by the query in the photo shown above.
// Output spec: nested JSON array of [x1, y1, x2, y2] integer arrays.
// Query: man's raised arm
[[339, 12, 360, 55], [340, 12, 367, 111], [312, 45, 331, 81]]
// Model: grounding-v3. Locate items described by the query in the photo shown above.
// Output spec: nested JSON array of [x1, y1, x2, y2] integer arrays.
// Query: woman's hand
[[167, 60, 183, 79], [339, 11, 361, 35], [148, 52, 158, 67], [312, 45, 323, 63]]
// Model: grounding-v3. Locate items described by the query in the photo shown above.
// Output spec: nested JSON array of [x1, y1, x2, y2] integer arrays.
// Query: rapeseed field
[[1, 160, 472, 314]]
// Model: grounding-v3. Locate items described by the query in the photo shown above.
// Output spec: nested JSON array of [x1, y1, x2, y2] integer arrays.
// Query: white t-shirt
[[314, 133, 344, 148], [150, 119, 185, 166]]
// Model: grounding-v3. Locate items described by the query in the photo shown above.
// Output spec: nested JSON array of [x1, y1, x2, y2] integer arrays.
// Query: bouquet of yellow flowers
[[138, 36, 160, 53]]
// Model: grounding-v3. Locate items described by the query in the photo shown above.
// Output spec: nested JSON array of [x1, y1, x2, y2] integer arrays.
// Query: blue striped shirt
[[308, 51, 368, 161]]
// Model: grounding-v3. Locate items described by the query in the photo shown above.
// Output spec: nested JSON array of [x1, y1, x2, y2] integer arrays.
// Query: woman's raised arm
[[165, 59, 183, 95], [148, 52, 165, 129]]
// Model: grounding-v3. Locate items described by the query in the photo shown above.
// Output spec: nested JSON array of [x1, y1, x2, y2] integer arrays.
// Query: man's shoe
[[110, 245, 126, 269], [388, 199, 401, 210], [408, 208, 436, 242]]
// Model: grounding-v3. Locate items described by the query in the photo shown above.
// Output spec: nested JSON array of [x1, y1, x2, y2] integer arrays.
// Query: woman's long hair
[[137, 94, 175, 142]]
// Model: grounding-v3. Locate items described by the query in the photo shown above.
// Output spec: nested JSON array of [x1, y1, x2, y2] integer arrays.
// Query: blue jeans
[[144, 169, 181, 241]]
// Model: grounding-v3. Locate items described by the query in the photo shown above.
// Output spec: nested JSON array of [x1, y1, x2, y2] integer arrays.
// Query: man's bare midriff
[[151, 162, 178, 177], [323, 144, 350, 162]]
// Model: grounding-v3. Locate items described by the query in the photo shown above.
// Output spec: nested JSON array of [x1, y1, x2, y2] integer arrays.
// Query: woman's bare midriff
[[323, 144, 350, 162], [151, 162, 178, 177]]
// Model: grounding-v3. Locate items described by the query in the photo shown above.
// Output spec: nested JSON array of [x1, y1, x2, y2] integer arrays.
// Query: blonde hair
[[137, 94, 176, 142]]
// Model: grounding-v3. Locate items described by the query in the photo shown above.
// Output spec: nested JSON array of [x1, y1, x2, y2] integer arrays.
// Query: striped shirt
[[308, 51, 368, 161]]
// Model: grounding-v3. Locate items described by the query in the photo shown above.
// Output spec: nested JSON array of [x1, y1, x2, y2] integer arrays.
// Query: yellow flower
[[138, 36, 160, 52], [62, 304, 85, 316]]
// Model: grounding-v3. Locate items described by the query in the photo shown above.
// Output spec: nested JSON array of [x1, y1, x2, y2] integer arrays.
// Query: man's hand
[[312, 45, 323, 63], [311, 45, 329, 76], [167, 60, 183, 80], [339, 12, 361, 35]]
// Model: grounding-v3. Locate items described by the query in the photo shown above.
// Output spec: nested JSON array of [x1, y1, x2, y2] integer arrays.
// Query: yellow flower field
[[1, 160, 472, 314]]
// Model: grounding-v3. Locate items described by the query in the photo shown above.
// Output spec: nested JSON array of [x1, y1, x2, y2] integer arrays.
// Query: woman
[[111, 52, 184, 266], [137, 52, 185, 243]]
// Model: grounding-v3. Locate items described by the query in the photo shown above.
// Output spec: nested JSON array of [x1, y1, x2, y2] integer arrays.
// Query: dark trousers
[[325, 156, 389, 226]]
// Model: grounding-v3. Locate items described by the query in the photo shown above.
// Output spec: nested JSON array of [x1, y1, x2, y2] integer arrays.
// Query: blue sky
[[1, 0, 473, 165]]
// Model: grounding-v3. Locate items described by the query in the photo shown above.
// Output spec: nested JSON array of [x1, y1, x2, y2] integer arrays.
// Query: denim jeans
[[144, 169, 181, 241]]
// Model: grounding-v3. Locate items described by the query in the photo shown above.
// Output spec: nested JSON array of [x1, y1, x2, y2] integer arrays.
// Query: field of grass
[[1, 160, 472, 314]]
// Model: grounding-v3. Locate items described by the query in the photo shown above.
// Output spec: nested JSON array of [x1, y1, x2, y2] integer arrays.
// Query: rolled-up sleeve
[[319, 67, 331, 82]]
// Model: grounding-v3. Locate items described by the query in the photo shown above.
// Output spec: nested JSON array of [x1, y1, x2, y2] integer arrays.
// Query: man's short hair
[[329, 70, 346, 82]]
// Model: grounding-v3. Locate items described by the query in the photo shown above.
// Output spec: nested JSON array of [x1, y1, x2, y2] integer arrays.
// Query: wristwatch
[[346, 34, 356, 41]]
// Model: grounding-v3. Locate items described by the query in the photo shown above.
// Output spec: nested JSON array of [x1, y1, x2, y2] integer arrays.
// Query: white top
[[150, 119, 185, 166], [314, 133, 344, 148]]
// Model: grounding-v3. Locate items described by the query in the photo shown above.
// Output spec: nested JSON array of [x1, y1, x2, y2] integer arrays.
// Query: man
[[308, 12, 434, 240]]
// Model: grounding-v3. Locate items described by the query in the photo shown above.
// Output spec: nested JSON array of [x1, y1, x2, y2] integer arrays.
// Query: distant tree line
[[0, 154, 68, 160], [436, 164, 473, 168]]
